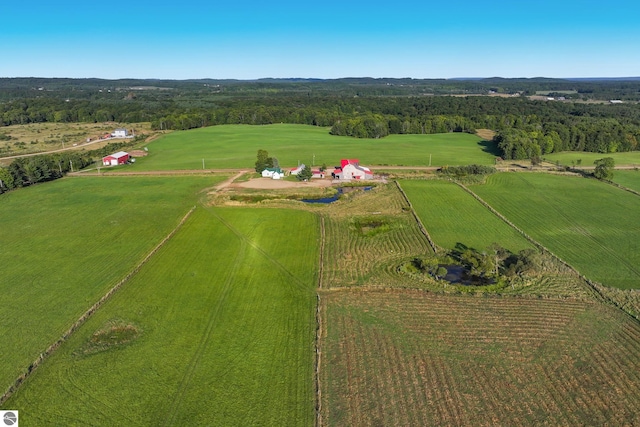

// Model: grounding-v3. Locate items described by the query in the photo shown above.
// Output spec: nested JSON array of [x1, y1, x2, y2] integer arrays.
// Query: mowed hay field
[[399, 179, 534, 253], [544, 150, 640, 167], [613, 169, 640, 192], [7, 207, 319, 425], [321, 289, 640, 426], [130, 124, 495, 171], [471, 173, 640, 289], [0, 175, 226, 396], [318, 184, 432, 289]]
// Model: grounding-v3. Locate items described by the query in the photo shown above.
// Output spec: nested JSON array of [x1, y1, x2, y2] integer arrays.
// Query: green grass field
[[400, 179, 534, 253], [0, 175, 225, 397], [6, 206, 319, 425], [471, 173, 640, 289], [127, 124, 495, 171], [612, 169, 640, 192], [544, 150, 640, 167]]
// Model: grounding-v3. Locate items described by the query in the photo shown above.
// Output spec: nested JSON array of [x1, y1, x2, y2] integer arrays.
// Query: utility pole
[[70, 160, 73, 172]]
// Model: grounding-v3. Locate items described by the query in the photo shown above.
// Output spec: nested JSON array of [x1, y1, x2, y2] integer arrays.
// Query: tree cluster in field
[[254, 149, 279, 173], [0, 151, 93, 193], [593, 157, 615, 180], [437, 164, 497, 177], [413, 243, 547, 285]]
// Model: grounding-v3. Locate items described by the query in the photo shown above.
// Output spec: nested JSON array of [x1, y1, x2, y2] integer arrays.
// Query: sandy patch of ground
[[129, 150, 148, 157], [235, 178, 334, 190]]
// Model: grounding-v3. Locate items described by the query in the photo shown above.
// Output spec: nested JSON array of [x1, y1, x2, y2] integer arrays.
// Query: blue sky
[[2, 0, 639, 79]]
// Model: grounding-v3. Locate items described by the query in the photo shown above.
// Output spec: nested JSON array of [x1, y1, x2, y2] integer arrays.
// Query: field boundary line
[[0, 205, 198, 407], [454, 182, 640, 321], [603, 179, 640, 198], [315, 214, 325, 427], [394, 181, 441, 254]]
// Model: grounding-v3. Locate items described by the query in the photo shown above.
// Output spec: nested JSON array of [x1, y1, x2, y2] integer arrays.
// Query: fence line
[[394, 181, 441, 254]]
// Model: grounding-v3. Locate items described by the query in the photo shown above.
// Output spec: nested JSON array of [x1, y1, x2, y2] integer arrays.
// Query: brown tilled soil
[[234, 178, 334, 190]]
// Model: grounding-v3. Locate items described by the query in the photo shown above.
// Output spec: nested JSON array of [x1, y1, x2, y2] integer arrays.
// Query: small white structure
[[112, 128, 128, 138], [261, 167, 284, 180], [290, 164, 306, 175]]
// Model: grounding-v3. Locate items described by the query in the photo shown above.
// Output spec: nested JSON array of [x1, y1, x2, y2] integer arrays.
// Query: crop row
[[321, 289, 640, 426]]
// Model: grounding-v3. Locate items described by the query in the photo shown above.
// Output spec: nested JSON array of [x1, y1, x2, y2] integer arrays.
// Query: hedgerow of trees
[[2, 79, 640, 164]]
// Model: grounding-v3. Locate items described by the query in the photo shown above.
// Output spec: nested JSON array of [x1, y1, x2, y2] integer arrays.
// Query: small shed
[[102, 151, 129, 166]]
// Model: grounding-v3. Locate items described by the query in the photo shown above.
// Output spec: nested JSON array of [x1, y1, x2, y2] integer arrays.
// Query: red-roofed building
[[102, 151, 129, 166], [332, 159, 373, 180]]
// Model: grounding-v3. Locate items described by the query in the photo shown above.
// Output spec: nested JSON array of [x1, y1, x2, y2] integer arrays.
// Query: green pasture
[[7, 206, 318, 425], [0, 175, 225, 396], [471, 173, 640, 289], [612, 169, 640, 192], [128, 124, 495, 171], [400, 179, 534, 254], [544, 150, 640, 167]]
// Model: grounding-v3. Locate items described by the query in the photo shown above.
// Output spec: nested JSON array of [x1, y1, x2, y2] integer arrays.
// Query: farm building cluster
[[261, 159, 372, 180]]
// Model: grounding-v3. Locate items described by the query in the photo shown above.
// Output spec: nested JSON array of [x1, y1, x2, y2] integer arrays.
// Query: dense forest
[[1, 77, 639, 166]]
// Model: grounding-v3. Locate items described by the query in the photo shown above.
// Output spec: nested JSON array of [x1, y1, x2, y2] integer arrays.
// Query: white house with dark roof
[[261, 167, 284, 179]]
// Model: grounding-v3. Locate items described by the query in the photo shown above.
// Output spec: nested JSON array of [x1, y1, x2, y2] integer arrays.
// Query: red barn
[[102, 151, 129, 166]]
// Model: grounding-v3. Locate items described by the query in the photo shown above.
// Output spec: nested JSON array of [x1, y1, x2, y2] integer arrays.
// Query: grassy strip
[[399, 179, 534, 253]]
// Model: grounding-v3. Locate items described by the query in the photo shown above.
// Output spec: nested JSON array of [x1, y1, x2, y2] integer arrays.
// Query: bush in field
[[593, 157, 615, 180]]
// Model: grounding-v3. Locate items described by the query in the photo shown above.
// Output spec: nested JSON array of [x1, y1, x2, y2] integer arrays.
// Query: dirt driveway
[[234, 178, 334, 190]]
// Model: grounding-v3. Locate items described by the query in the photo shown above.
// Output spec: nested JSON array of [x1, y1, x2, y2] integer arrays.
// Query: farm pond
[[441, 265, 496, 286], [302, 186, 372, 203]]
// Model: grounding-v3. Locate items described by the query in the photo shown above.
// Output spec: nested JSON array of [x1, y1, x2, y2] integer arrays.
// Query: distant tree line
[[2, 89, 640, 161]]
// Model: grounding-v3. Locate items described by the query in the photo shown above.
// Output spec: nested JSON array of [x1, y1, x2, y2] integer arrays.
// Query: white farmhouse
[[112, 128, 128, 138], [261, 167, 285, 180]]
